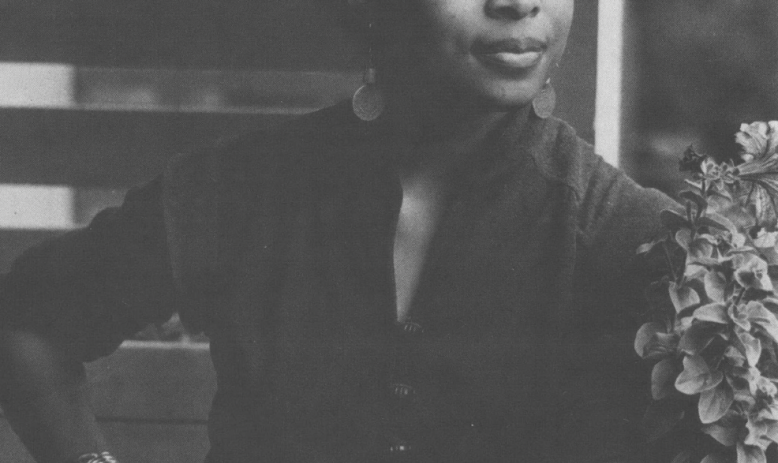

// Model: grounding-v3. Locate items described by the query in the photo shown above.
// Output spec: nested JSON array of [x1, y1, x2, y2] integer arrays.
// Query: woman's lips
[[476, 50, 543, 70], [473, 38, 546, 72]]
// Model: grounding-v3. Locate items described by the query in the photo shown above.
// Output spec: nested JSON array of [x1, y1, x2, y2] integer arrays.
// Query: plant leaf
[[764, 421, 778, 444], [680, 190, 708, 216], [729, 244, 757, 255], [635, 322, 666, 358], [701, 454, 731, 463], [699, 383, 734, 424], [689, 238, 716, 261], [676, 355, 723, 395], [704, 271, 728, 303], [670, 282, 701, 314], [734, 329, 762, 367], [745, 418, 775, 448], [711, 183, 735, 202], [729, 304, 753, 332], [703, 422, 739, 447], [694, 303, 729, 324], [661, 209, 691, 230], [752, 231, 778, 248], [637, 239, 663, 255], [735, 121, 778, 161], [652, 358, 679, 400], [714, 201, 756, 231], [702, 211, 739, 235], [671, 450, 693, 463], [679, 322, 720, 356], [733, 254, 773, 292], [762, 297, 778, 314], [737, 444, 766, 463], [645, 333, 680, 360], [745, 302, 778, 343], [676, 228, 693, 251]]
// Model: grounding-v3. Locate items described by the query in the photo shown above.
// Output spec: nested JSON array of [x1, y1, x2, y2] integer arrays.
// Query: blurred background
[[626, 0, 778, 192], [0, 0, 777, 461]]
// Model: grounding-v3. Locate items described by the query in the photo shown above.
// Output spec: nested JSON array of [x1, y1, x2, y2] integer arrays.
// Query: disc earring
[[352, 67, 384, 122], [352, 22, 384, 121], [532, 80, 556, 119]]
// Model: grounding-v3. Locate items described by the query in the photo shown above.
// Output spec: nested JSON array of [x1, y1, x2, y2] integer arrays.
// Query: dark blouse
[[1, 103, 679, 463]]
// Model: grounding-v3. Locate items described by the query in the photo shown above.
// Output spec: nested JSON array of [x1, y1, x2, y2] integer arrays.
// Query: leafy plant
[[636, 122, 778, 463]]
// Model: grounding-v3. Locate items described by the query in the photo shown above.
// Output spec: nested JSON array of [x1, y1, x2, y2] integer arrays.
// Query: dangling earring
[[532, 79, 556, 119], [352, 20, 385, 121]]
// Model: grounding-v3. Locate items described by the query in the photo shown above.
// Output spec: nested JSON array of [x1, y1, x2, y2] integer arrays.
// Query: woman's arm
[[0, 175, 177, 462], [0, 330, 110, 463], [571, 157, 680, 463]]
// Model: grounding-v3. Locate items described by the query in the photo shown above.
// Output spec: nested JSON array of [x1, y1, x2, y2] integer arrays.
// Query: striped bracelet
[[71, 452, 119, 463]]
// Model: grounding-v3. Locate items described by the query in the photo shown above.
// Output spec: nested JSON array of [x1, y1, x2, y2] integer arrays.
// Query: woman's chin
[[469, 88, 536, 112], [452, 74, 543, 111]]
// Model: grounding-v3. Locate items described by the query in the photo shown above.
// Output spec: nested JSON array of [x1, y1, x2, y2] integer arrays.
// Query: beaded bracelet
[[69, 451, 118, 463]]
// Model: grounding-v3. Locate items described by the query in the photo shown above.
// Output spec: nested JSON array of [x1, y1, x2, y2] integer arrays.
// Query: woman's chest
[[210, 166, 581, 365], [198, 163, 611, 463], [204, 173, 588, 459]]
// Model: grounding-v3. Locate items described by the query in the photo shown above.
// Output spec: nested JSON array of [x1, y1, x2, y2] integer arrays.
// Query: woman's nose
[[484, 0, 541, 21]]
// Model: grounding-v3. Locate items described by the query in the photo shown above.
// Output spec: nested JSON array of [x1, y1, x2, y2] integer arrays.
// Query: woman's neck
[[378, 93, 531, 174]]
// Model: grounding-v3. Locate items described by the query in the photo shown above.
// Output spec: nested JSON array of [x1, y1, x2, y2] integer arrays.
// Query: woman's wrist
[[66, 451, 118, 463]]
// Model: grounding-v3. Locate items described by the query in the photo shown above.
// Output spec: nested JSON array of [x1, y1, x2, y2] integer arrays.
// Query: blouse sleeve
[[562, 156, 682, 463], [0, 176, 177, 362]]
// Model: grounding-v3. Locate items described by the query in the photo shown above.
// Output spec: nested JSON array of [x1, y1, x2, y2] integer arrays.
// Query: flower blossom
[[733, 254, 773, 292], [752, 230, 778, 265], [737, 121, 778, 162]]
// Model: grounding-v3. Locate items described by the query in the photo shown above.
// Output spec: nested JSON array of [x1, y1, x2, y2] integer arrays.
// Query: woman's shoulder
[[166, 101, 361, 186], [526, 116, 678, 244], [523, 116, 629, 202], [217, 100, 360, 158]]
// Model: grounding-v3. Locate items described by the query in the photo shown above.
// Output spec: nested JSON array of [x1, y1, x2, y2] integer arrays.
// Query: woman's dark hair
[[317, 0, 371, 43], [320, 0, 412, 49], [320, 0, 425, 70]]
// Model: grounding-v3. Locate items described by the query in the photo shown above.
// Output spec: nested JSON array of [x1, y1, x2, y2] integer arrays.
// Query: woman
[[0, 1, 678, 462]]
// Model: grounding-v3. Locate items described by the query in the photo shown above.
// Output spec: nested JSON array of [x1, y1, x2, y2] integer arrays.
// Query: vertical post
[[594, 1, 625, 167]]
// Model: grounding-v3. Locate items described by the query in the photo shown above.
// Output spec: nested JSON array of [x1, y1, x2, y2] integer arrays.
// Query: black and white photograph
[[1, 1, 778, 462]]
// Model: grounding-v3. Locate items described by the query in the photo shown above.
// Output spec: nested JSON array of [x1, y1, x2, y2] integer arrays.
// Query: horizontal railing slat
[[0, 342, 214, 462], [0, 65, 358, 112], [87, 342, 215, 422], [0, 343, 215, 422], [100, 421, 209, 462], [0, 0, 355, 71], [0, 418, 209, 463]]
